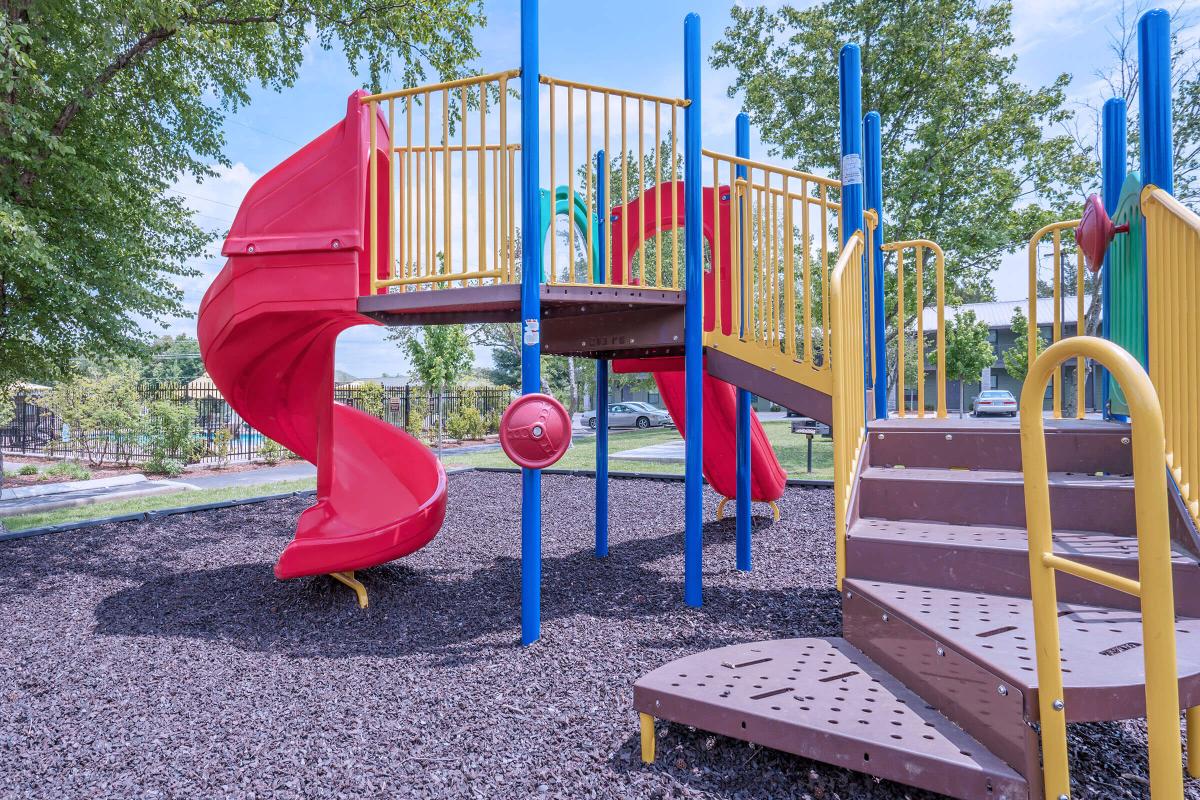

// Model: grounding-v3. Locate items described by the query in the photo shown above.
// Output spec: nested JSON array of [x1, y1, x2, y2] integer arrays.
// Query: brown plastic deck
[[634, 638, 1029, 800]]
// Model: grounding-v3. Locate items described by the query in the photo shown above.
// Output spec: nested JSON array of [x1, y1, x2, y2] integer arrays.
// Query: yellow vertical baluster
[[711, 156, 721, 334], [896, 249, 906, 417], [585, 90, 594, 284], [783, 181, 795, 359], [498, 78, 508, 281], [603, 92, 612, 285], [936, 245, 947, 419], [671, 104, 679, 289], [655, 101, 662, 288], [461, 87, 469, 287], [621, 96, 629, 285], [802, 181, 812, 364], [1051, 229, 1062, 417], [548, 80, 557, 284], [442, 89, 451, 283], [477, 86, 487, 282], [915, 245, 924, 417], [388, 99, 397, 286], [567, 86, 576, 283], [405, 96, 414, 288], [820, 184, 830, 367]]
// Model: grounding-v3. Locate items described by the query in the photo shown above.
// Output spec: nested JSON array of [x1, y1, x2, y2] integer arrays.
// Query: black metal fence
[[1, 383, 513, 465]]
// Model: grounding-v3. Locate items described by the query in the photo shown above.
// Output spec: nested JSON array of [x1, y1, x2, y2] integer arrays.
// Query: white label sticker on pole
[[523, 318, 540, 346], [841, 154, 863, 186]]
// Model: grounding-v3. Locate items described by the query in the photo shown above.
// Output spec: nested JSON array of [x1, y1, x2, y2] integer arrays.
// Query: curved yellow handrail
[[1027, 219, 1084, 419], [1020, 336, 1182, 800]]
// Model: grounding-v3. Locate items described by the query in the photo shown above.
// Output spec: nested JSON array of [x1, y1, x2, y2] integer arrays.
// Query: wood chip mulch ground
[[0, 472, 1186, 799]]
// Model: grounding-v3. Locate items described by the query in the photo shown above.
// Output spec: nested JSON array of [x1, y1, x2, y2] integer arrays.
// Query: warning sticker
[[841, 153, 863, 186], [523, 318, 540, 346]]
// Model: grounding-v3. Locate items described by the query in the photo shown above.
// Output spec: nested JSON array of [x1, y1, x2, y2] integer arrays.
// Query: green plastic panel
[[1106, 172, 1145, 417]]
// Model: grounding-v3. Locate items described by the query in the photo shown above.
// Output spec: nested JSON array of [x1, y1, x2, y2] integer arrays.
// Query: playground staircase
[[635, 418, 1200, 799]]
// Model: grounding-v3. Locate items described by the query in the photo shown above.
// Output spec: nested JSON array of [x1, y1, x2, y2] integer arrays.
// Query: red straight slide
[[197, 92, 447, 580], [612, 358, 787, 505]]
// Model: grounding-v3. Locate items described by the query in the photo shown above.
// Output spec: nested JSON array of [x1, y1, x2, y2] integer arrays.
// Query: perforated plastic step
[[844, 579, 1200, 722], [634, 637, 1029, 800], [846, 519, 1200, 615]]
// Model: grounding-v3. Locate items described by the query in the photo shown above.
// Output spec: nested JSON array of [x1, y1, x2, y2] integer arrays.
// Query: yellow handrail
[[702, 150, 848, 401], [832, 231, 867, 590], [1019, 336, 1182, 800], [1027, 219, 1085, 419], [883, 239, 946, 418], [1142, 186, 1200, 529]]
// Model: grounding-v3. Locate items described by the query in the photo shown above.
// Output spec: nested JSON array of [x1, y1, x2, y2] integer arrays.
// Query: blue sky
[[168, 0, 1169, 379]]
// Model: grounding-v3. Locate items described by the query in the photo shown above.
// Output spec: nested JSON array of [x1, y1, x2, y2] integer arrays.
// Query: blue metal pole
[[519, 0, 543, 646], [683, 13, 704, 607], [1137, 8, 1173, 378], [838, 45, 867, 411], [734, 113, 752, 572], [864, 111, 886, 420], [595, 149, 609, 558], [1100, 97, 1127, 417], [1138, 9, 1174, 195]]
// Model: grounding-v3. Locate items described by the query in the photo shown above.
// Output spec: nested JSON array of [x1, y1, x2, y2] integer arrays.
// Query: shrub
[[356, 380, 385, 419], [483, 409, 501, 436], [44, 461, 92, 481], [42, 369, 144, 467], [259, 437, 285, 465], [446, 405, 486, 440], [145, 457, 185, 477], [18, 464, 38, 476], [211, 428, 233, 468], [146, 400, 201, 466]]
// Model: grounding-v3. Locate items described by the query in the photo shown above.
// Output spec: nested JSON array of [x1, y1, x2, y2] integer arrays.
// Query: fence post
[[1101, 98, 1127, 417], [404, 385, 411, 430], [519, 0, 544, 646], [683, 11, 704, 607], [735, 112, 753, 572]]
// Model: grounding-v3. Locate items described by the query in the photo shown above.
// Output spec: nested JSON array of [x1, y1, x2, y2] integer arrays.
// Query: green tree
[[933, 310, 995, 417], [1002, 306, 1047, 384], [41, 367, 146, 466], [403, 324, 474, 454], [712, 0, 1092, 306], [1, 1, 484, 387], [140, 334, 204, 384]]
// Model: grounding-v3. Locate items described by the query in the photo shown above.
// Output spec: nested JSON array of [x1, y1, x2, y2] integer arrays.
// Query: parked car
[[582, 402, 672, 430], [972, 389, 1018, 417]]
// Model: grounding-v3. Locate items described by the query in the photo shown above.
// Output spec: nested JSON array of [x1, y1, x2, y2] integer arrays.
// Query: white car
[[972, 390, 1018, 417]]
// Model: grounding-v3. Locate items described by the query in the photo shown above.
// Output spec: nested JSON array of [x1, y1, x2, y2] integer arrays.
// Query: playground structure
[[194, 2, 1200, 798]]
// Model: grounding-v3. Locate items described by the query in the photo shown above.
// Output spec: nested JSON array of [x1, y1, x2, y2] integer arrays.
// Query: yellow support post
[[639, 713, 656, 764]]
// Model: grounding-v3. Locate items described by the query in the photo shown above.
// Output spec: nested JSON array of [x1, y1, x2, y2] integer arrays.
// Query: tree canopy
[[712, 0, 1093, 303], [1, 0, 484, 387]]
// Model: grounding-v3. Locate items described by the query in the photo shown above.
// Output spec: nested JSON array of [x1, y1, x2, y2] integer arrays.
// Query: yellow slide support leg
[[715, 498, 782, 522], [329, 571, 369, 609], [639, 712, 656, 764]]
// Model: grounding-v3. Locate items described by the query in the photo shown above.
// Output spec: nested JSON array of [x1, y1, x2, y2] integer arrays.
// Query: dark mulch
[[0, 472, 1187, 799]]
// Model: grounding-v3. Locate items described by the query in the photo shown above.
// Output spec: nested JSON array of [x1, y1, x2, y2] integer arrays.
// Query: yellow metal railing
[[1027, 220, 1086, 418], [832, 231, 868, 590], [885, 239, 946, 418], [1019, 336, 1182, 800], [541, 75, 689, 289], [704, 151, 847, 398], [363, 70, 522, 293], [1142, 186, 1200, 528]]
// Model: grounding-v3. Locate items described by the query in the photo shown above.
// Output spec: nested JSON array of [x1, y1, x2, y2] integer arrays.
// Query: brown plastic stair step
[[869, 418, 1133, 474], [633, 637, 1029, 800], [843, 578, 1200, 723], [846, 518, 1200, 615], [857, 466, 1136, 533]]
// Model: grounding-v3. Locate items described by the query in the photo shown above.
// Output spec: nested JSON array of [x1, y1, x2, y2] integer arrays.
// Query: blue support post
[[519, 0, 543, 646], [595, 149, 609, 558], [838, 45, 867, 404], [864, 111, 886, 420], [1100, 97, 1127, 418], [734, 113, 753, 572], [1138, 9, 1174, 195], [683, 13, 704, 606]]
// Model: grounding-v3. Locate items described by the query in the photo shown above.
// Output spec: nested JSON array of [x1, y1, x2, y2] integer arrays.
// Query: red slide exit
[[198, 93, 447, 579]]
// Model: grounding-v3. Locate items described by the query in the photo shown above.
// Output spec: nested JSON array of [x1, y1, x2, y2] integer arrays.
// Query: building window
[[990, 374, 999, 389]]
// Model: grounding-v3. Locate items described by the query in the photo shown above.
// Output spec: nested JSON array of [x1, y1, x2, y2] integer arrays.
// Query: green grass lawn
[[2, 478, 317, 532], [442, 420, 833, 480]]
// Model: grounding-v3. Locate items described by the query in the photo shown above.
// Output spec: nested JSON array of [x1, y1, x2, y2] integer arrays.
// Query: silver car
[[583, 402, 672, 429]]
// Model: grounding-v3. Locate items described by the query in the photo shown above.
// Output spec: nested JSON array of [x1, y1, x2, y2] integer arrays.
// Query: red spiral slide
[[197, 92, 447, 580]]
